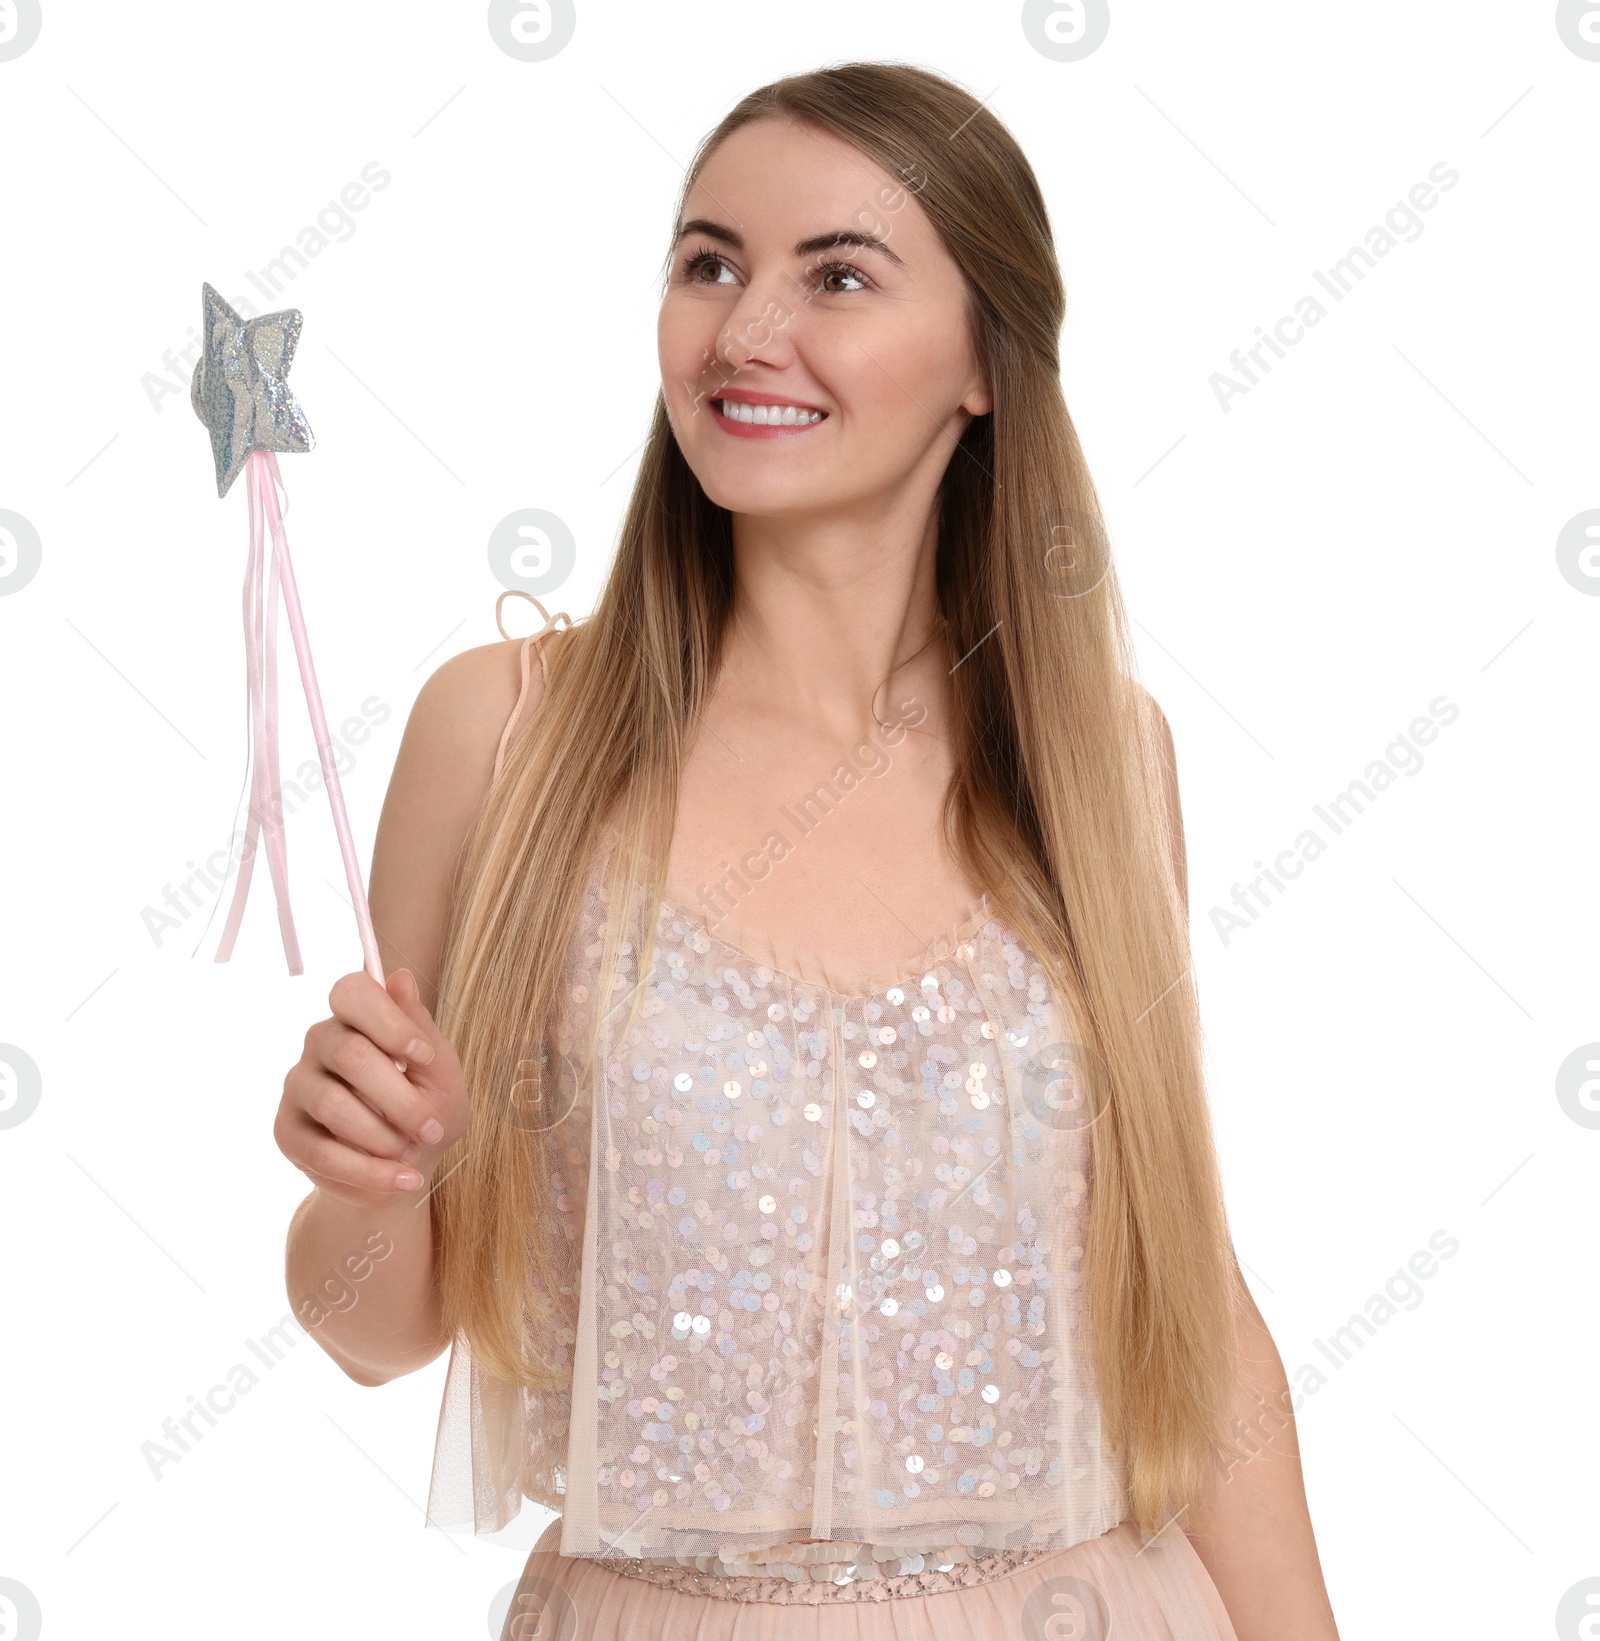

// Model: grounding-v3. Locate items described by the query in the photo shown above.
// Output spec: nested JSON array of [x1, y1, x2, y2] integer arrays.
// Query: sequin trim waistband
[[592, 1542, 1058, 1604]]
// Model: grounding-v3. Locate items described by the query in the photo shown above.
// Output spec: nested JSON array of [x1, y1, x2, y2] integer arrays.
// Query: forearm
[[286, 1186, 448, 1385], [1184, 1285, 1342, 1640]]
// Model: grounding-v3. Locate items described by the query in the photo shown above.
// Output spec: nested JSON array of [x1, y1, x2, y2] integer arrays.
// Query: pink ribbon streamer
[[214, 449, 385, 985]]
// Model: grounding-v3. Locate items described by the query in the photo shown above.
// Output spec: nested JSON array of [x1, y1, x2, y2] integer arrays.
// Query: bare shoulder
[[1123, 676, 1172, 739], [367, 629, 568, 1002], [1147, 688, 1177, 771], [1116, 677, 1173, 779], [404, 623, 577, 781], [408, 636, 544, 776], [1125, 681, 1187, 911]]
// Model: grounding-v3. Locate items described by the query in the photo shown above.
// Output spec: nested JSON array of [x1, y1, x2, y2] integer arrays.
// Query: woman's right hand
[[275, 965, 470, 1210]]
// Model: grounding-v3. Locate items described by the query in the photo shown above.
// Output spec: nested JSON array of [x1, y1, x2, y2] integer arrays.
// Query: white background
[[1, 2, 1595, 1636]]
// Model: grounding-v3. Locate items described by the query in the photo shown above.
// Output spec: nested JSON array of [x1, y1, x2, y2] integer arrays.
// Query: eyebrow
[[673, 217, 906, 270]]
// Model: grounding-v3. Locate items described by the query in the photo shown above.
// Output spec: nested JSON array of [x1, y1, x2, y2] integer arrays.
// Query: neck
[[718, 502, 952, 743]]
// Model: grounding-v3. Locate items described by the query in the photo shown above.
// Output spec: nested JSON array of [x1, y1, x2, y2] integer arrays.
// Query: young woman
[[278, 63, 1341, 1640]]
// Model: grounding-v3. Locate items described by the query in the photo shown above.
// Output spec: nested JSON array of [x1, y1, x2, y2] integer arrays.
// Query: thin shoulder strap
[[492, 590, 572, 785]]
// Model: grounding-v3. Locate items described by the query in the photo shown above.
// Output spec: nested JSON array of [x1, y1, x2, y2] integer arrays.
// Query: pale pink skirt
[[499, 1517, 1239, 1640]]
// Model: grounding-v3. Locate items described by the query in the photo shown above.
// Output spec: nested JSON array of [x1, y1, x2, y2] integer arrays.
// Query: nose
[[715, 273, 802, 378]]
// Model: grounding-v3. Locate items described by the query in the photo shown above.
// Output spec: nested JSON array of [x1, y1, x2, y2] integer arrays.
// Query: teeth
[[718, 400, 824, 426]]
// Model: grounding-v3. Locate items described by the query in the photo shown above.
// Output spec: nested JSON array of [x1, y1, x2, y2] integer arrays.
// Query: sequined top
[[425, 832, 1128, 1580]]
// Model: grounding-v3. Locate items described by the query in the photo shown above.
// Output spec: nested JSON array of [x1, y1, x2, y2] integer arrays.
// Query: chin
[[692, 468, 830, 518]]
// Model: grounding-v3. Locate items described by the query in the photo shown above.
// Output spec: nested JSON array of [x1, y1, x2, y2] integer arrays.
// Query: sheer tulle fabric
[[429, 852, 1128, 1569], [498, 1513, 1240, 1638]]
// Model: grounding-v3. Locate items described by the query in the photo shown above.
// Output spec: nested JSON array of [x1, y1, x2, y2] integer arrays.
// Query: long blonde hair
[[431, 60, 1243, 1537]]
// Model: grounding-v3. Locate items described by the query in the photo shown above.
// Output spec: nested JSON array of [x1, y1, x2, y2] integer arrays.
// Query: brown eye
[[681, 249, 736, 285], [812, 261, 870, 294]]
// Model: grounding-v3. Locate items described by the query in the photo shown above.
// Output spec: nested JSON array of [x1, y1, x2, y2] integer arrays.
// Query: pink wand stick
[[249, 450, 385, 986]]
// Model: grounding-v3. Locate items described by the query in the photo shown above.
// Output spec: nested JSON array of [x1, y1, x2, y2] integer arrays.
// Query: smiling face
[[658, 117, 992, 521]]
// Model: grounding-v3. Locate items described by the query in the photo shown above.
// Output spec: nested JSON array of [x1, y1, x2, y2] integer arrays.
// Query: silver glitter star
[[190, 282, 315, 498]]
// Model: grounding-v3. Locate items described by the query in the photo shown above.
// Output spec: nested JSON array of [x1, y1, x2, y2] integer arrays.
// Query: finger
[[290, 1115, 424, 1194], [386, 967, 444, 1067], [313, 1022, 445, 1147], [327, 969, 436, 1070], [301, 1072, 419, 1162]]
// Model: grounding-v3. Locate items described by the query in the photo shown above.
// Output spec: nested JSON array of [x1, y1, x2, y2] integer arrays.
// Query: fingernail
[[401, 1142, 421, 1163], [404, 1038, 435, 1065], [396, 1170, 422, 1191], [419, 1118, 443, 1145]]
